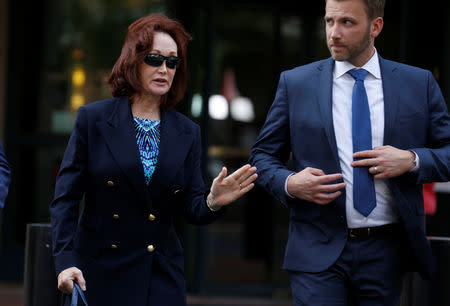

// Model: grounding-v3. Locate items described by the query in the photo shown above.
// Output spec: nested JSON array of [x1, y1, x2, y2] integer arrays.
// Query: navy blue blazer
[[50, 97, 223, 305], [250, 56, 450, 279], [0, 139, 10, 209]]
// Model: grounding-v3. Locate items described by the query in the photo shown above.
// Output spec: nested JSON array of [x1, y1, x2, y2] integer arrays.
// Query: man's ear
[[371, 17, 384, 39]]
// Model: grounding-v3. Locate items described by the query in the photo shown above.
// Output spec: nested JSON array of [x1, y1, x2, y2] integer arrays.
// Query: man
[[0, 139, 10, 209], [249, 0, 450, 305]]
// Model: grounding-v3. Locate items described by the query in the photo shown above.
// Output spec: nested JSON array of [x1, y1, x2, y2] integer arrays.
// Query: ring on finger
[[239, 183, 242, 190], [373, 166, 379, 174]]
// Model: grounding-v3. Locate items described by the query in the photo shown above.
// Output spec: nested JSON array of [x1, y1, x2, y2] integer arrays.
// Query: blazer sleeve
[[0, 139, 10, 209], [249, 72, 296, 207], [50, 107, 88, 275], [412, 71, 450, 183], [178, 124, 225, 224]]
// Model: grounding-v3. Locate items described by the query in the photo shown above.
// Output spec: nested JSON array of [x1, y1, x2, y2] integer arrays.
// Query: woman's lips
[[153, 78, 167, 85]]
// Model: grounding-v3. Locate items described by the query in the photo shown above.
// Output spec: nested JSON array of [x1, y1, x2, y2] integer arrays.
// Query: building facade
[[1, 0, 449, 299]]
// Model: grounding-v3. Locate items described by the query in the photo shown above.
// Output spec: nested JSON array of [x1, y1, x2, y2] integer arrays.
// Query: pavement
[[0, 283, 22, 306], [0, 283, 292, 306]]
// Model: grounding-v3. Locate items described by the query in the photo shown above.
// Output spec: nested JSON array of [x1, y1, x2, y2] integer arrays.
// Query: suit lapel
[[379, 56, 400, 145], [148, 109, 193, 200], [316, 58, 347, 211], [317, 58, 341, 169], [97, 97, 150, 205]]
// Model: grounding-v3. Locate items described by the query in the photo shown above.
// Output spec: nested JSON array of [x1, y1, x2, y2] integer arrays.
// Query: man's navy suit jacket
[[250, 56, 450, 279]]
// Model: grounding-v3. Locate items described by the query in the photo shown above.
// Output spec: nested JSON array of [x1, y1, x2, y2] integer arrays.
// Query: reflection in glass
[[208, 94, 228, 120]]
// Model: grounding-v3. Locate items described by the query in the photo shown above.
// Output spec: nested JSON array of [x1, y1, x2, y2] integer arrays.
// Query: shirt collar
[[333, 48, 381, 79]]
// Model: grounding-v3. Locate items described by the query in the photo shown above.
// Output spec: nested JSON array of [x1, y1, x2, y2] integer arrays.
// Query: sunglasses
[[144, 53, 180, 69]]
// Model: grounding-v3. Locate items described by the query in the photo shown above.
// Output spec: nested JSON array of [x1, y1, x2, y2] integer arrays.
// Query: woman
[[50, 14, 257, 306]]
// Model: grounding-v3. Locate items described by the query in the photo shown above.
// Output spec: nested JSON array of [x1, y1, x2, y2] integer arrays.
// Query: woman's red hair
[[107, 14, 192, 109]]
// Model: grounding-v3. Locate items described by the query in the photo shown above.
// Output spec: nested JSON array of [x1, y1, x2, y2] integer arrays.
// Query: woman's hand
[[57, 267, 86, 294], [207, 164, 257, 211]]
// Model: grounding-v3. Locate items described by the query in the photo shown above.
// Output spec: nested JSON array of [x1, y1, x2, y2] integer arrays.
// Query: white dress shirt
[[333, 50, 399, 228]]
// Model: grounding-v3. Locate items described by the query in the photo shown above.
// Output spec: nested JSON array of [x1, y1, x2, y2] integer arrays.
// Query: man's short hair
[[325, 0, 386, 19]]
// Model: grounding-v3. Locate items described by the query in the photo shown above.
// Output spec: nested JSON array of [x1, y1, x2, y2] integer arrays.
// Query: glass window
[[38, 0, 167, 134]]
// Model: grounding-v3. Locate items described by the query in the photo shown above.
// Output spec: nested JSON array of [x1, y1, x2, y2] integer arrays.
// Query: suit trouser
[[289, 229, 406, 306]]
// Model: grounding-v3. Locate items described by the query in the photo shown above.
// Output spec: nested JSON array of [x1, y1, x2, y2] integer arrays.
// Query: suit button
[[148, 214, 156, 221], [107, 180, 115, 187], [173, 189, 181, 195], [147, 245, 155, 252], [111, 244, 118, 249], [113, 214, 119, 220]]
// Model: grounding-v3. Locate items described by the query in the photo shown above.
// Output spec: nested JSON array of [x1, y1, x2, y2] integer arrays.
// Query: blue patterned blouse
[[133, 117, 161, 185]]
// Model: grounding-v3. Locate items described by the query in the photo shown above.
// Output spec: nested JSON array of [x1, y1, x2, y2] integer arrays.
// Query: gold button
[[148, 214, 156, 221], [107, 180, 114, 187], [147, 245, 155, 252], [113, 214, 119, 220], [111, 244, 118, 249]]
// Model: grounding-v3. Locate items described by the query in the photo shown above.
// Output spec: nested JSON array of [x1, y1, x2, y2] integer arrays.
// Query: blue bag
[[71, 282, 88, 306]]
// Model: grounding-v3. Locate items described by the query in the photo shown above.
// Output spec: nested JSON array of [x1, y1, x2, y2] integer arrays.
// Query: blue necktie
[[348, 69, 376, 217]]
